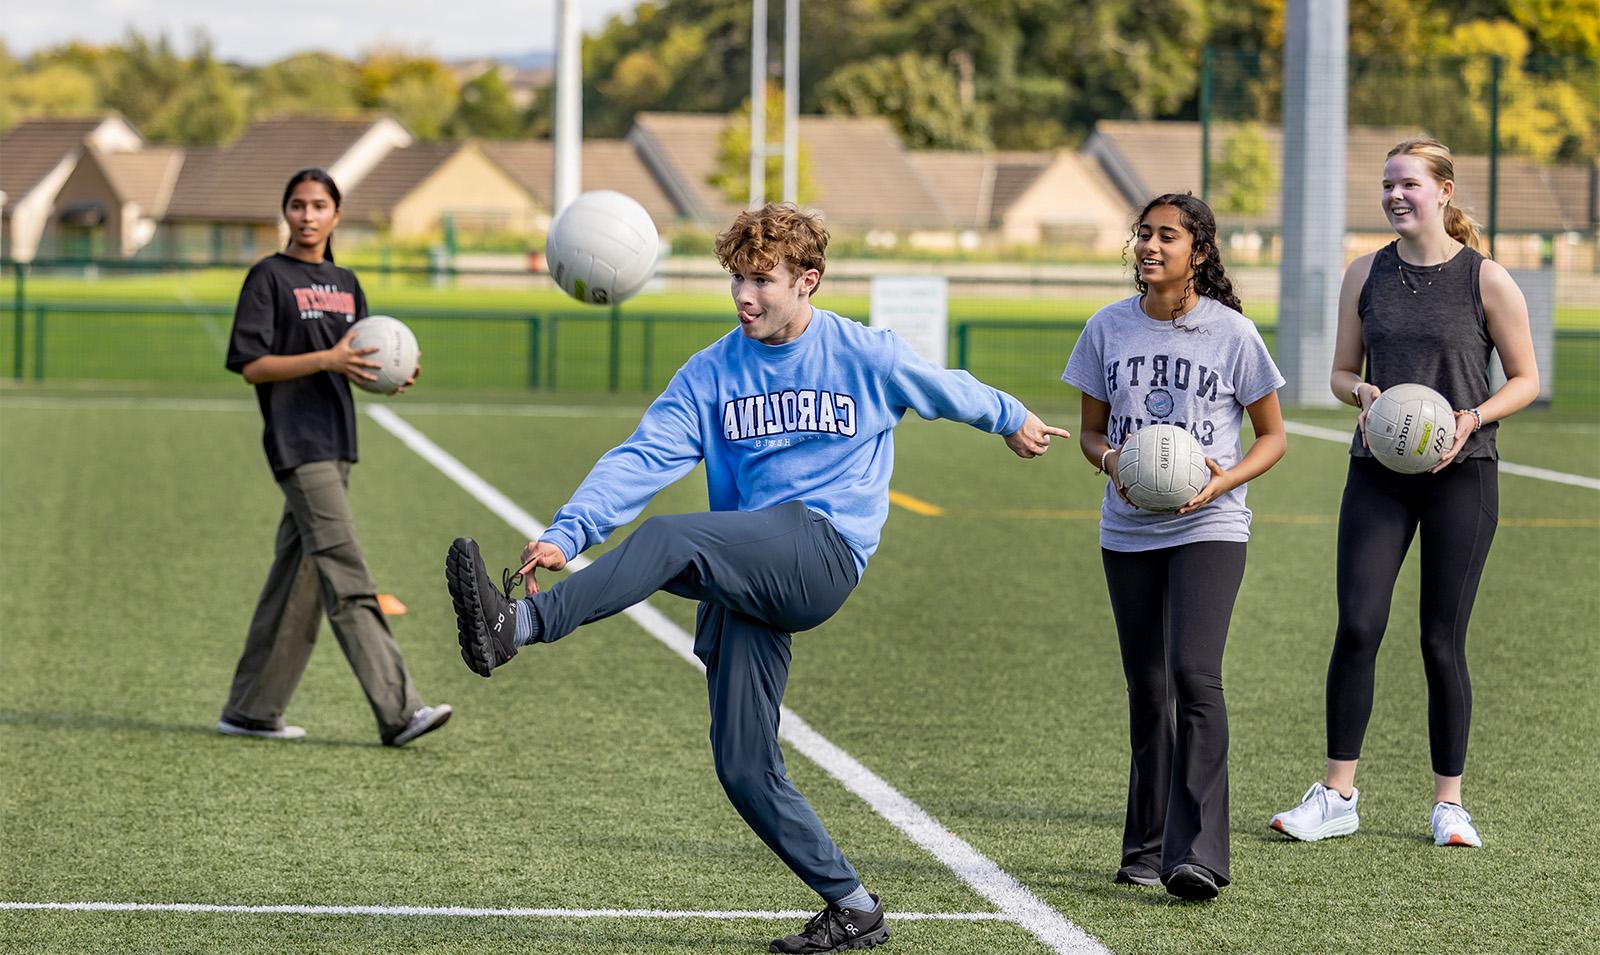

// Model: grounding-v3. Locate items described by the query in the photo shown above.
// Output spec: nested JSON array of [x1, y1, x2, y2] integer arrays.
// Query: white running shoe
[[1430, 802, 1483, 847], [217, 718, 306, 741], [1269, 782, 1360, 841], [386, 703, 453, 747]]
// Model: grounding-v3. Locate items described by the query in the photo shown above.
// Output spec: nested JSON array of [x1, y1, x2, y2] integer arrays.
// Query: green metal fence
[[3, 301, 1596, 411]]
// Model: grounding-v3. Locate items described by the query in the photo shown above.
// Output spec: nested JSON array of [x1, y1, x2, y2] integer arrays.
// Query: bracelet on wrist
[[1462, 407, 1483, 433], [1095, 447, 1114, 475]]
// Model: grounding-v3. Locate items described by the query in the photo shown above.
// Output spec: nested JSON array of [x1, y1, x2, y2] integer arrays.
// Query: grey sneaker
[[385, 704, 453, 747], [1164, 864, 1219, 902], [217, 718, 305, 741], [1114, 863, 1161, 887]]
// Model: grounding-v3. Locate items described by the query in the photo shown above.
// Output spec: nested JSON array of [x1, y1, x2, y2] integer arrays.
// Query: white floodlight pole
[[782, 0, 799, 204], [1278, 0, 1347, 406], [749, 0, 768, 208], [553, 0, 582, 217]]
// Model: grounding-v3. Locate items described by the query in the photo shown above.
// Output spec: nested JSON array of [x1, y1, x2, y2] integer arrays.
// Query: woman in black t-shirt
[[1269, 138, 1537, 849], [218, 168, 451, 747]]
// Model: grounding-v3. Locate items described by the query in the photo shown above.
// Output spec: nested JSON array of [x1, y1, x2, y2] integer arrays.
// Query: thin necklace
[[1397, 260, 1446, 294], [1396, 241, 1457, 294]]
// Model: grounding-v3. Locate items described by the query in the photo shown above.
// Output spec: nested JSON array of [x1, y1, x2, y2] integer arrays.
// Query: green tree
[[450, 69, 524, 139], [250, 52, 361, 116], [100, 31, 186, 130], [145, 38, 246, 144], [708, 93, 817, 207], [360, 51, 460, 140], [818, 52, 989, 149], [1211, 123, 1277, 217], [6, 62, 99, 120]]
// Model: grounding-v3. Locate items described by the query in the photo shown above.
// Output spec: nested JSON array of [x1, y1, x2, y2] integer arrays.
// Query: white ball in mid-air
[[545, 190, 661, 306], [1117, 424, 1210, 512], [1365, 382, 1456, 474], [347, 315, 419, 395]]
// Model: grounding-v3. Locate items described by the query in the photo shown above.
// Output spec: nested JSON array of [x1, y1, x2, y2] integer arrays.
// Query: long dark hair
[[1124, 192, 1241, 325], [281, 168, 342, 263]]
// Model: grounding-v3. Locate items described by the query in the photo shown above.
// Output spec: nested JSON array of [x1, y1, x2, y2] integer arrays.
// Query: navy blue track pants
[[524, 501, 863, 901]]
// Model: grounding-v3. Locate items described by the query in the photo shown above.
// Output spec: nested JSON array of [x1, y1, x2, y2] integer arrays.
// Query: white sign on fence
[[870, 276, 949, 368]]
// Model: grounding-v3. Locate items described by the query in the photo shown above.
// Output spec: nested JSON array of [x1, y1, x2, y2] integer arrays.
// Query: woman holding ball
[[218, 168, 449, 747], [1063, 193, 1286, 900], [1269, 138, 1538, 848]]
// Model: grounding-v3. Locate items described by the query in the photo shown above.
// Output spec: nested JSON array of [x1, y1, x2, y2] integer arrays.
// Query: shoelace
[[1435, 803, 1473, 828], [501, 567, 523, 600]]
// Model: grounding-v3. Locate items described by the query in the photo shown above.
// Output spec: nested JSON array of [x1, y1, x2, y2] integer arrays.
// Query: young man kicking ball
[[446, 202, 1068, 953]]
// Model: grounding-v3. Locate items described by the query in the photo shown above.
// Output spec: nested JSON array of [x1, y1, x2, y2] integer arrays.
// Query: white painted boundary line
[[0, 901, 1008, 922], [1283, 419, 1600, 490], [365, 405, 1108, 955], [0, 396, 642, 418]]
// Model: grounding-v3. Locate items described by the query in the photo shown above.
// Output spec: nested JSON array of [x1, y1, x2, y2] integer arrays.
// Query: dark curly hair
[[1123, 192, 1241, 327]]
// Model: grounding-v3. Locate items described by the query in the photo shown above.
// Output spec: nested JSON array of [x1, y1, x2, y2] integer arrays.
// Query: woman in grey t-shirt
[[1064, 193, 1287, 901], [1269, 138, 1539, 850]]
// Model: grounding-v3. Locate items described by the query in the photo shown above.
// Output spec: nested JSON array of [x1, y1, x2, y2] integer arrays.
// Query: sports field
[[2, 382, 1596, 954]]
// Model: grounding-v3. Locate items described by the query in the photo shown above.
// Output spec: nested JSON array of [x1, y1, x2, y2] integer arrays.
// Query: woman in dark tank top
[[1268, 138, 1539, 851]]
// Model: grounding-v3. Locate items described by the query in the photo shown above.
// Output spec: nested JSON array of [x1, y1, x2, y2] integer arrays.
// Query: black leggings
[[1327, 456, 1498, 777], [1103, 540, 1246, 884]]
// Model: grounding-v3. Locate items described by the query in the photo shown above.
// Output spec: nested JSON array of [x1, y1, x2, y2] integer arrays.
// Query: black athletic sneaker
[[445, 537, 519, 677], [1164, 863, 1219, 902], [769, 894, 889, 953]]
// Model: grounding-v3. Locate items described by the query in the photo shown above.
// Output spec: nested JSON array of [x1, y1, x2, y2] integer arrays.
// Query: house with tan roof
[[158, 116, 412, 260], [908, 149, 1133, 252], [1084, 119, 1597, 268], [339, 141, 541, 241], [1, 114, 149, 261], [481, 139, 679, 230], [628, 112, 951, 238]]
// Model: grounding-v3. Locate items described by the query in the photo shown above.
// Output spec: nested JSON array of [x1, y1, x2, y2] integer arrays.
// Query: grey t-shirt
[[1063, 295, 1285, 552]]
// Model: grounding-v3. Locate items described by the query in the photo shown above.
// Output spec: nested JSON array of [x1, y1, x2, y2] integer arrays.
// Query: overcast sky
[[3, 0, 642, 63]]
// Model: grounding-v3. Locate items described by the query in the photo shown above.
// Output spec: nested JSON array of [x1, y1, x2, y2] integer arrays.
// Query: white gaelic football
[[1365, 382, 1456, 474], [347, 315, 419, 395], [545, 190, 661, 305], [1117, 424, 1210, 512]]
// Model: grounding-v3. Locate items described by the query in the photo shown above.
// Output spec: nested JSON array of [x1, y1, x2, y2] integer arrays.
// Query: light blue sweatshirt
[[539, 307, 1028, 574]]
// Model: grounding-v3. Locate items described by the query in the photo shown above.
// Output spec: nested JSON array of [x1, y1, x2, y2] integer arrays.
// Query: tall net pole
[[749, 0, 768, 208], [1277, 0, 1348, 407], [782, 0, 799, 204], [552, 0, 582, 218]]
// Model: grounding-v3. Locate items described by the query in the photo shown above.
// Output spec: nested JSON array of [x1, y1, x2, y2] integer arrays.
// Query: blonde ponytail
[[1443, 203, 1487, 255]]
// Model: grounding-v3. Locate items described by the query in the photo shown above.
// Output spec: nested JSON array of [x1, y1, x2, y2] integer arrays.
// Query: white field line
[[364, 405, 1108, 955], [0, 395, 642, 418], [1283, 419, 1600, 490], [0, 901, 1007, 922]]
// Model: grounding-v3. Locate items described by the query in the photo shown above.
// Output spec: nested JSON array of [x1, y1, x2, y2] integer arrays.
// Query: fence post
[[527, 314, 542, 390], [1200, 45, 1213, 202], [32, 306, 46, 382], [641, 313, 655, 392], [608, 303, 622, 393], [11, 265, 24, 381], [1487, 54, 1501, 260], [548, 315, 559, 390], [955, 322, 970, 370]]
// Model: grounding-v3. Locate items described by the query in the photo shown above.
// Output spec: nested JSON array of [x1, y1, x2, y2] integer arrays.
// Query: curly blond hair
[[714, 203, 829, 296]]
